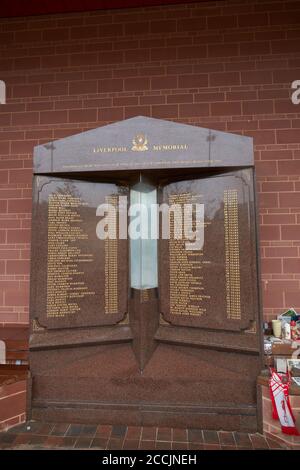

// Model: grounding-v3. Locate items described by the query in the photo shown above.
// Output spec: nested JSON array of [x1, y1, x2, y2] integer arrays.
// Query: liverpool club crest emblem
[[131, 133, 148, 152]]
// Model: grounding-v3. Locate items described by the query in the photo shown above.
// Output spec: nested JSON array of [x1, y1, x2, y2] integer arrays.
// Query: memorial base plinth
[[30, 401, 258, 432]]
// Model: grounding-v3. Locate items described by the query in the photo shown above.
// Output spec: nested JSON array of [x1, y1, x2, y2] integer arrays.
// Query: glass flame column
[[129, 177, 158, 290]]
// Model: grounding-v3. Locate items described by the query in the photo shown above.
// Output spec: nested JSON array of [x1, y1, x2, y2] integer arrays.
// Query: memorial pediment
[[34, 116, 253, 173]]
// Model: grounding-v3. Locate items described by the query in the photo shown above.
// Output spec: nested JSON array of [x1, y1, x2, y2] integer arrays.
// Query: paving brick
[[219, 431, 236, 446], [107, 438, 124, 449], [111, 425, 127, 438], [234, 432, 253, 448], [172, 428, 188, 442], [157, 427, 172, 441], [91, 437, 108, 448], [96, 425, 112, 438], [188, 429, 203, 443], [123, 439, 140, 449], [139, 440, 155, 449], [74, 437, 92, 449], [250, 434, 269, 449], [126, 426, 142, 440], [141, 426, 157, 440], [66, 424, 83, 437], [203, 430, 219, 444]]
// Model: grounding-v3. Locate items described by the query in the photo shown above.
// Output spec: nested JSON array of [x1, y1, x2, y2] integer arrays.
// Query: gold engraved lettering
[[224, 189, 241, 320], [140, 290, 150, 303], [152, 144, 188, 151], [169, 193, 210, 316], [92, 143, 189, 154], [46, 193, 95, 318], [104, 195, 119, 314], [93, 146, 127, 153]]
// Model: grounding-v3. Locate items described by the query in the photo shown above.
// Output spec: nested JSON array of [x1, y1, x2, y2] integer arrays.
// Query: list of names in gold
[[46, 193, 95, 318], [224, 189, 241, 320], [104, 195, 119, 314], [169, 193, 211, 316]]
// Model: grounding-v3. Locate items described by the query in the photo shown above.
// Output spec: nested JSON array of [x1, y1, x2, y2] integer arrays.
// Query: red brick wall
[[0, 379, 26, 430], [0, 0, 299, 326]]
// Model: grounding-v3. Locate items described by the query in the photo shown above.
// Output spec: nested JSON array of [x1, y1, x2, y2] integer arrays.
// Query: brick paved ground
[[0, 421, 289, 450]]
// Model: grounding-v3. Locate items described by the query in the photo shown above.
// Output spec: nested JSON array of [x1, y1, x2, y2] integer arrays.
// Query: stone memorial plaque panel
[[159, 169, 258, 332], [31, 176, 128, 329]]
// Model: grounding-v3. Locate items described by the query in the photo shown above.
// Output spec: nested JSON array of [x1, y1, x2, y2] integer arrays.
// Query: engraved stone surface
[[30, 176, 128, 329], [159, 169, 258, 332], [33, 116, 253, 174]]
